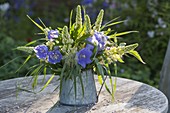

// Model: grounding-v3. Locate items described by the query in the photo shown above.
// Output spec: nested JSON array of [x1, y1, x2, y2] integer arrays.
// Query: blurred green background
[[0, 0, 170, 88]]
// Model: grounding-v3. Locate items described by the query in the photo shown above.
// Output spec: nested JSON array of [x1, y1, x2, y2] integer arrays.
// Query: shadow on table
[[47, 101, 95, 113], [125, 84, 168, 113]]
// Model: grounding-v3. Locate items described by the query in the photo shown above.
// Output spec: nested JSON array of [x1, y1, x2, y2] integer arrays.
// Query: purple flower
[[34, 45, 48, 59], [86, 35, 97, 50], [102, 1, 109, 9], [76, 48, 93, 68], [86, 31, 108, 51], [81, 0, 93, 5], [94, 32, 108, 51], [47, 50, 62, 64], [47, 30, 59, 41]]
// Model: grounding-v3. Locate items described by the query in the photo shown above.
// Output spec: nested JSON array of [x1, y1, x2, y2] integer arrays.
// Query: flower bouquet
[[16, 5, 145, 106]]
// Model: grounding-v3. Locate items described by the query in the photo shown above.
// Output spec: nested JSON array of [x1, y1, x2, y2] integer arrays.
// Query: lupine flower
[[47, 30, 59, 41], [47, 49, 62, 64], [76, 48, 92, 68], [34, 45, 48, 59]]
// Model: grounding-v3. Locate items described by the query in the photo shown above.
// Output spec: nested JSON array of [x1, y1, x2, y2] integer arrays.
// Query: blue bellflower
[[48, 49, 62, 64], [34, 45, 48, 59], [86, 31, 108, 51], [76, 48, 93, 68], [94, 32, 108, 51], [47, 30, 59, 41]]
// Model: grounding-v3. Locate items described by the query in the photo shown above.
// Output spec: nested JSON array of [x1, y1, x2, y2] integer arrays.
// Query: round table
[[0, 75, 168, 113]]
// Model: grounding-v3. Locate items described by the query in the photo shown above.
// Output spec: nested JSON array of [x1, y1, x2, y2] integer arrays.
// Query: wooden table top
[[0, 75, 168, 113]]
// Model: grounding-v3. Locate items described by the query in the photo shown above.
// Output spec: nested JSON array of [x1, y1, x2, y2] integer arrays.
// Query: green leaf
[[79, 73, 84, 97], [16, 46, 34, 54], [75, 34, 91, 44], [93, 9, 104, 31], [109, 31, 138, 38], [32, 73, 38, 89], [59, 62, 67, 95], [38, 17, 47, 28], [128, 50, 146, 64], [69, 10, 73, 31], [16, 87, 35, 94], [38, 73, 55, 92], [31, 64, 43, 89], [95, 58, 112, 95], [101, 16, 120, 28], [15, 55, 32, 73], [73, 72, 77, 99], [25, 40, 37, 46], [98, 75, 103, 85], [124, 43, 138, 53], [105, 63, 114, 100], [0, 56, 24, 69], [27, 15, 44, 31], [25, 38, 46, 46], [117, 57, 124, 63], [113, 63, 118, 101], [101, 20, 125, 29], [42, 66, 47, 83]]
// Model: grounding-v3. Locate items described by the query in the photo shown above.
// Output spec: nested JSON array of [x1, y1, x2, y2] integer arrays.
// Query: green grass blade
[[27, 15, 44, 31], [79, 72, 84, 97], [73, 72, 77, 99], [102, 16, 120, 28], [15, 55, 32, 73], [25, 38, 47, 46], [0, 56, 24, 69], [31, 64, 43, 89], [38, 17, 47, 28], [69, 10, 73, 31], [109, 31, 138, 38], [101, 20, 125, 30], [38, 73, 55, 92], [59, 62, 66, 95], [25, 40, 37, 46], [98, 75, 103, 85], [42, 65, 47, 83], [113, 63, 118, 101], [104, 63, 114, 100], [95, 58, 112, 95]]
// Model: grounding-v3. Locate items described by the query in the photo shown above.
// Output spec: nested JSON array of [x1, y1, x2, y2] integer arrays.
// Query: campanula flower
[[47, 30, 59, 41], [76, 48, 92, 68], [94, 31, 108, 51], [86, 31, 108, 51], [48, 49, 62, 64], [34, 45, 48, 59], [86, 35, 98, 50]]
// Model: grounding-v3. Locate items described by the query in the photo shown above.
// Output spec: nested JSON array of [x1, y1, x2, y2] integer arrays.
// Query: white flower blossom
[[0, 3, 10, 12]]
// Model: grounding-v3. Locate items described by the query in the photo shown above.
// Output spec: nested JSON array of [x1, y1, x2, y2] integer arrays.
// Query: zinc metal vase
[[59, 69, 97, 106]]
